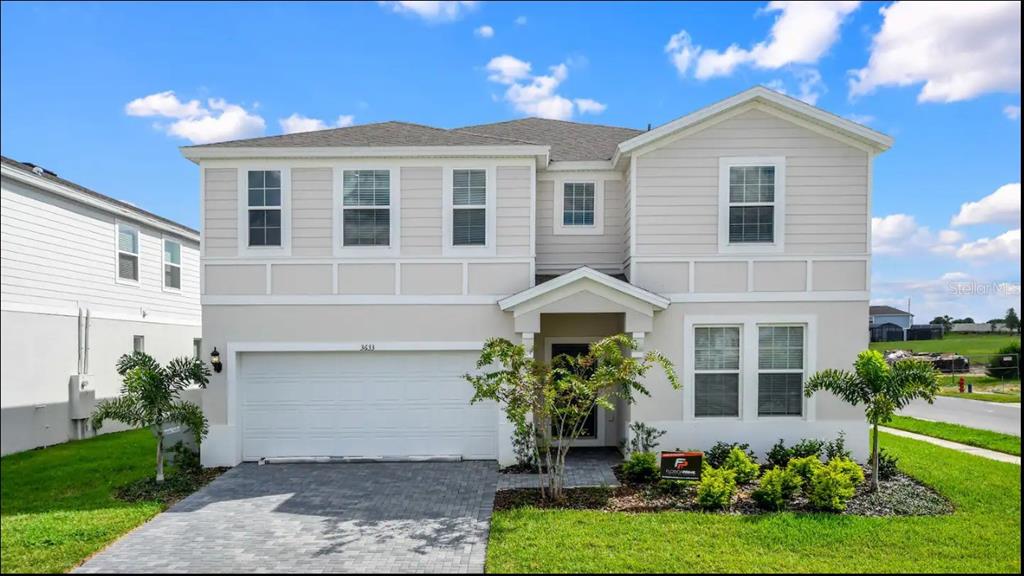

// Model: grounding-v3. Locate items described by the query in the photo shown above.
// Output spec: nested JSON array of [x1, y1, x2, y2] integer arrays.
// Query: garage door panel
[[240, 350, 496, 460]]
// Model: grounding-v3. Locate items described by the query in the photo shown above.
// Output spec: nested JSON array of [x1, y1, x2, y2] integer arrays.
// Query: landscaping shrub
[[790, 438, 825, 459], [823, 432, 852, 462], [625, 421, 666, 454], [696, 466, 737, 509], [986, 341, 1020, 379], [705, 441, 757, 468], [877, 447, 900, 480], [511, 423, 538, 471], [721, 446, 760, 484], [786, 454, 824, 485], [655, 479, 693, 497], [808, 460, 863, 512], [169, 441, 201, 477], [765, 438, 792, 469], [752, 467, 803, 511], [622, 451, 660, 484]]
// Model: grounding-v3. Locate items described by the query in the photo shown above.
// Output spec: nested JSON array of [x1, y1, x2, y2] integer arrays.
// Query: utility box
[[68, 374, 96, 420]]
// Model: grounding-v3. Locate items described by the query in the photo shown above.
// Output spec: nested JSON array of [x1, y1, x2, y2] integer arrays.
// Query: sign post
[[660, 451, 703, 481]]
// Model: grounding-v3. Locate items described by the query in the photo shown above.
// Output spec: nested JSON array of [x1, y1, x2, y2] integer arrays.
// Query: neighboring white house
[[869, 305, 914, 341], [1, 156, 201, 455], [950, 322, 1013, 334], [183, 87, 890, 467]]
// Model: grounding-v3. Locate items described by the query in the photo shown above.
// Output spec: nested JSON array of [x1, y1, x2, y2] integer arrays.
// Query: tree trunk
[[156, 431, 165, 484], [871, 422, 879, 492]]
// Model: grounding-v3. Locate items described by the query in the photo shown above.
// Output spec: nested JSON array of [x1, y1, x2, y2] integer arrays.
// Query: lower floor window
[[758, 373, 804, 416], [693, 326, 741, 418], [695, 373, 740, 417]]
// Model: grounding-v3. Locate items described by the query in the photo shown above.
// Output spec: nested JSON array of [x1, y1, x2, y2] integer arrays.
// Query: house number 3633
[[360, 344, 376, 351]]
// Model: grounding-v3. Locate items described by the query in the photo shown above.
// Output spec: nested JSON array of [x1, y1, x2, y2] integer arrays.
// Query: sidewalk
[[881, 426, 1021, 465]]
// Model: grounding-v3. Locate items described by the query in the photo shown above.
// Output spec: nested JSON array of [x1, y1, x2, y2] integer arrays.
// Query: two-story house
[[183, 87, 890, 467], [1, 156, 201, 455]]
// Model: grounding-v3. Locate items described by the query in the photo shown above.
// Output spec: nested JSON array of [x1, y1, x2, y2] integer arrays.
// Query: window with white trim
[[728, 165, 776, 243], [693, 326, 741, 418], [133, 335, 145, 353], [562, 182, 595, 226], [247, 170, 282, 247], [193, 338, 202, 359], [452, 169, 486, 246], [342, 170, 391, 246], [757, 325, 805, 416], [117, 224, 139, 281], [163, 239, 181, 289]]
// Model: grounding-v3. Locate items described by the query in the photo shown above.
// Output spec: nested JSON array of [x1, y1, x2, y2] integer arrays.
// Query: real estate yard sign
[[660, 451, 703, 481]]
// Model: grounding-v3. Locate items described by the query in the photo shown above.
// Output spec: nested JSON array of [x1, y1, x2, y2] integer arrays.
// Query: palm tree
[[91, 352, 210, 483], [804, 349, 938, 491]]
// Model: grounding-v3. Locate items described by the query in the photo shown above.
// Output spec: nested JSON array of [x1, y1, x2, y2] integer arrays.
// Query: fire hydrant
[[958, 376, 965, 393]]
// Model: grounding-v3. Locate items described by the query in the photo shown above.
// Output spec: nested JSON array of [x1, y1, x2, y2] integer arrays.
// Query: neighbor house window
[[193, 338, 202, 359], [452, 169, 486, 246], [693, 326, 741, 418], [342, 170, 391, 246], [117, 224, 139, 282], [562, 182, 595, 226], [728, 165, 776, 243], [247, 170, 282, 247], [163, 239, 181, 289], [133, 335, 145, 353], [757, 325, 805, 417]]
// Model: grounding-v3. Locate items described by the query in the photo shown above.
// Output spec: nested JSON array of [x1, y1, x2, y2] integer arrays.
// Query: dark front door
[[550, 343, 599, 440]]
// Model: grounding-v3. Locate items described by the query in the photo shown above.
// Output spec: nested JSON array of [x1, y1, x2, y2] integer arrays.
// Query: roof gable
[[498, 267, 669, 312]]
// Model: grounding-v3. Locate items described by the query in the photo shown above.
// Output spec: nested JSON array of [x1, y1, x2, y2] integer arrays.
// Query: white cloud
[[872, 213, 963, 255], [378, 1, 477, 22], [845, 113, 876, 125], [850, 1, 1021, 102], [762, 69, 826, 104], [126, 91, 265, 144], [279, 113, 357, 134], [485, 55, 605, 120], [1005, 105, 1021, 120], [951, 183, 1021, 227], [474, 24, 494, 38], [872, 271, 1021, 324], [514, 15, 527, 26], [574, 98, 607, 115], [667, 2, 860, 79], [956, 229, 1021, 260]]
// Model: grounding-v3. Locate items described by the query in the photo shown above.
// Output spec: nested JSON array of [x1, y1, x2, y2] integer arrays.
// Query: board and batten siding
[[401, 166, 443, 256], [1, 176, 200, 323], [496, 166, 531, 257], [536, 176, 627, 274], [203, 167, 238, 257], [634, 108, 869, 257]]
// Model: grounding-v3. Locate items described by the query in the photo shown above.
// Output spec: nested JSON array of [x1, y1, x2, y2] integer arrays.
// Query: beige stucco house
[[184, 87, 890, 467]]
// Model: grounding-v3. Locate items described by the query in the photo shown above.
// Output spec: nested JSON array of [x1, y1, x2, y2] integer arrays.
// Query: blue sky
[[2, 1, 1019, 321]]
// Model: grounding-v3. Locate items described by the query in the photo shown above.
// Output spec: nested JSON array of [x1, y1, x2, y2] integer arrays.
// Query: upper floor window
[[247, 170, 281, 247], [342, 170, 391, 246], [757, 325, 805, 417], [718, 158, 785, 253], [693, 326, 741, 418], [563, 182, 595, 226], [163, 239, 181, 290], [452, 169, 486, 246], [117, 223, 139, 282]]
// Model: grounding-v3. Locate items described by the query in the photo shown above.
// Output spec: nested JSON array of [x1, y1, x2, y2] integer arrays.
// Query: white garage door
[[239, 350, 496, 461]]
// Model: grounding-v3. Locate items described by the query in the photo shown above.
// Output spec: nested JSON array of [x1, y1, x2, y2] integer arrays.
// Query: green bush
[[622, 451, 660, 484], [705, 441, 757, 468], [986, 341, 1020, 379], [752, 467, 803, 511], [696, 466, 737, 510], [823, 432, 852, 462], [786, 454, 824, 485], [765, 438, 792, 469], [808, 463, 859, 512], [790, 438, 825, 459], [827, 457, 866, 486], [721, 446, 760, 484], [877, 447, 900, 480]]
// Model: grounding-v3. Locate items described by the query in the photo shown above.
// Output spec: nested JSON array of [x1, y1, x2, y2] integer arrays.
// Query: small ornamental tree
[[91, 352, 210, 483], [804, 350, 938, 491], [466, 333, 678, 500]]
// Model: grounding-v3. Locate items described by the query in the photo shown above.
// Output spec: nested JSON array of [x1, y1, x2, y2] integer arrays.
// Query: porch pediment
[[498, 267, 668, 333]]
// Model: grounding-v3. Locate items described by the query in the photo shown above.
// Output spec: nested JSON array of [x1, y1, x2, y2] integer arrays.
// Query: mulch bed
[[494, 465, 953, 517], [115, 467, 229, 507]]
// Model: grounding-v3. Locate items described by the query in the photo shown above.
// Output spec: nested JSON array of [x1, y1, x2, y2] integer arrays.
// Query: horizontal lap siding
[[203, 168, 238, 257], [536, 178, 626, 274], [636, 109, 869, 257], [1, 177, 200, 322], [496, 166, 531, 257], [401, 167, 442, 256], [291, 168, 333, 257]]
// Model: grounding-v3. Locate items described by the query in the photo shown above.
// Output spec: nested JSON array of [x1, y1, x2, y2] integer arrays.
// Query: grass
[[886, 415, 1021, 456], [1, 430, 164, 574], [868, 333, 1019, 358], [486, 432, 1021, 573]]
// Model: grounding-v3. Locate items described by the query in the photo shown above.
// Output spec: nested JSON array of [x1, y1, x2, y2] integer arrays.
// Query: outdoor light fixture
[[210, 347, 222, 373]]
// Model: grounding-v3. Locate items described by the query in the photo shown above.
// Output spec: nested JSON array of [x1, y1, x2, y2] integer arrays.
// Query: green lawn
[[934, 374, 1020, 403], [886, 415, 1021, 456], [869, 333, 1019, 359], [486, 432, 1021, 573], [1, 430, 163, 574]]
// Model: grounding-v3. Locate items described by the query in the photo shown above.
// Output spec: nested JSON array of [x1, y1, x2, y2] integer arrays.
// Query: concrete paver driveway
[[77, 461, 498, 574]]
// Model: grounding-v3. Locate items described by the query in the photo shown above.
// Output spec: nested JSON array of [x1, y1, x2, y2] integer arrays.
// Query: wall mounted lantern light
[[210, 347, 223, 373]]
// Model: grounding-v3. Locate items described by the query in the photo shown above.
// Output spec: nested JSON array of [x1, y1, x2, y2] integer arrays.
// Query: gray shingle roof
[[185, 118, 644, 162], [0, 155, 198, 236], [870, 305, 911, 316], [454, 118, 643, 161]]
